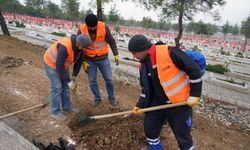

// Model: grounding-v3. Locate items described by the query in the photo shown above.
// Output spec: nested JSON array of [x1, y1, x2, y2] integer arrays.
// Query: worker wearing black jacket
[[128, 34, 202, 150]]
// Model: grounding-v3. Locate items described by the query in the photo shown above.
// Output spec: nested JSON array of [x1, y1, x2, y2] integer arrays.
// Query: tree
[[45, 1, 63, 18], [186, 21, 198, 34], [231, 24, 239, 36], [158, 21, 170, 31], [196, 21, 208, 37], [136, 0, 226, 47], [0, 0, 22, 13], [61, 0, 80, 21], [108, 4, 120, 24], [25, 0, 45, 9], [171, 23, 179, 32], [96, 0, 112, 21], [79, 9, 86, 21], [128, 17, 136, 26], [241, 14, 250, 52], [207, 23, 218, 36], [222, 21, 231, 40], [142, 17, 153, 29], [0, 8, 10, 36]]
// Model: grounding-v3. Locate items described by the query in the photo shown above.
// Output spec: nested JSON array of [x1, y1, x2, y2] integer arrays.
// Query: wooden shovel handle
[[0, 100, 49, 120], [90, 102, 187, 120]]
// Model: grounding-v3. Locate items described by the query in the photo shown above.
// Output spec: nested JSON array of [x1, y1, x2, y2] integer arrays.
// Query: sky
[[19, 0, 250, 25]]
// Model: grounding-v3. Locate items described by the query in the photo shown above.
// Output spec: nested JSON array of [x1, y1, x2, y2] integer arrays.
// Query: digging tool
[[0, 96, 49, 120], [79, 102, 187, 125]]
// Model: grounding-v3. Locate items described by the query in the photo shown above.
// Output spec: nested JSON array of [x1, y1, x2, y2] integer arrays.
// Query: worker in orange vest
[[44, 34, 92, 121], [77, 14, 119, 107], [128, 34, 202, 150]]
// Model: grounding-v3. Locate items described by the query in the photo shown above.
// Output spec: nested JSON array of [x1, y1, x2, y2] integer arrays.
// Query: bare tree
[[136, 0, 225, 47], [0, 8, 10, 36]]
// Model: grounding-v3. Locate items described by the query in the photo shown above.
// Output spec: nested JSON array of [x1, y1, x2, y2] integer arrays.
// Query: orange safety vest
[[44, 38, 74, 69], [79, 21, 108, 57], [155, 45, 190, 103]]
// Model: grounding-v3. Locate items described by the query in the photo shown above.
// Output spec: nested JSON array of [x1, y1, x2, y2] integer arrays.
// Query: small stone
[[222, 105, 237, 110], [104, 137, 111, 145]]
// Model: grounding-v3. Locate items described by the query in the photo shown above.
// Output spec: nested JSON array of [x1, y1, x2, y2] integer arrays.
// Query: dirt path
[[0, 35, 249, 150]]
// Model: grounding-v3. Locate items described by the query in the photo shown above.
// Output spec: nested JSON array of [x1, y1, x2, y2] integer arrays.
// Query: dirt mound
[[1, 56, 23, 68], [69, 112, 147, 150]]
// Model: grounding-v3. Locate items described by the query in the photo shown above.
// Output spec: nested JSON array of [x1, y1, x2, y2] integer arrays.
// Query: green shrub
[[52, 32, 66, 37], [236, 52, 244, 58], [15, 21, 26, 28], [206, 64, 229, 74], [114, 23, 120, 33]]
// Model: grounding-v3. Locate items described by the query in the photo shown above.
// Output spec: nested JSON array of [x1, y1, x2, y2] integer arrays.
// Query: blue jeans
[[86, 57, 114, 101], [44, 64, 71, 114]]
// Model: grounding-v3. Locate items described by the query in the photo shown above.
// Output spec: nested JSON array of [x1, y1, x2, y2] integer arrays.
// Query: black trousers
[[144, 105, 193, 150]]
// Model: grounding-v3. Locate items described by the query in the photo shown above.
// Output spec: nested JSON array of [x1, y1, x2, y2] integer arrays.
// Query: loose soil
[[0, 35, 249, 150]]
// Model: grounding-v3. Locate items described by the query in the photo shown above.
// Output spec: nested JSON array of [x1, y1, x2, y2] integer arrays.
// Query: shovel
[[0, 96, 50, 120], [79, 102, 187, 125]]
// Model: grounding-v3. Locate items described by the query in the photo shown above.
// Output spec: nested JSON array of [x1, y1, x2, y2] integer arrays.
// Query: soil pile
[[70, 114, 146, 150]]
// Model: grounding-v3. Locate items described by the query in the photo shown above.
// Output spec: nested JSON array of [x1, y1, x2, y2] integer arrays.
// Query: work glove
[[68, 80, 77, 93], [132, 106, 143, 116], [82, 61, 90, 73], [187, 96, 200, 107], [114, 55, 119, 65]]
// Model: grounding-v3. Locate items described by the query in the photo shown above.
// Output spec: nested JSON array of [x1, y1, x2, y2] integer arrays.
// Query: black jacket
[[137, 46, 202, 108], [56, 35, 85, 83]]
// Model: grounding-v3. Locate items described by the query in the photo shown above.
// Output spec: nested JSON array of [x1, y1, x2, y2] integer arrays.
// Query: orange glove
[[187, 96, 199, 107], [132, 107, 143, 116]]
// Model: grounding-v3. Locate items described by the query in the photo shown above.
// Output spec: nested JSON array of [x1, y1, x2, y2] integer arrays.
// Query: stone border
[[206, 77, 249, 94], [26, 34, 54, 44], [225, 72, 250, 81], [229, 58, 250, 65], [0, 121, 38, 150], [202, 90, 250, 109]]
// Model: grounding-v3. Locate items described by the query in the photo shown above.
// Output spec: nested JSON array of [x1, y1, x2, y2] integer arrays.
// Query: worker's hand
[[114, 55, 119, 65], [132, 107, 143, 116], [187, 96, 200, 107], [82, 61, 90, 73], [68, 80, 77, 93]]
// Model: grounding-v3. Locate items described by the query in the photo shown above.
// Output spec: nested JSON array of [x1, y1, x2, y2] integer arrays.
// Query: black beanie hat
[[128, 34, 152, 52], [85, 14, 98, 27]]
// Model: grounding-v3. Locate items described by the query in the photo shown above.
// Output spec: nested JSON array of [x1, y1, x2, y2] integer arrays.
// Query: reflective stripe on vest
[[162, 71, 186, 87], [87, 40, 107, 51], [190, 78, 202, 83], [165, 77, 189, 96], [46, 47, 57, 63], [80, 21, 108, 57], [155, 45, 190, 103]]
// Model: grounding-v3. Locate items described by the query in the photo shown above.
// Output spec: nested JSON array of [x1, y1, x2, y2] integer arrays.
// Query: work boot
[[62, 107, 79, 114], [109, 97, 118, 106], [51, 112, 67, 121], [92, 99, 101, 107]]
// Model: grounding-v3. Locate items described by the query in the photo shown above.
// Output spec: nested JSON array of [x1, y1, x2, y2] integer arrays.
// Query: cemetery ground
[[0, 35, 250, 150]]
